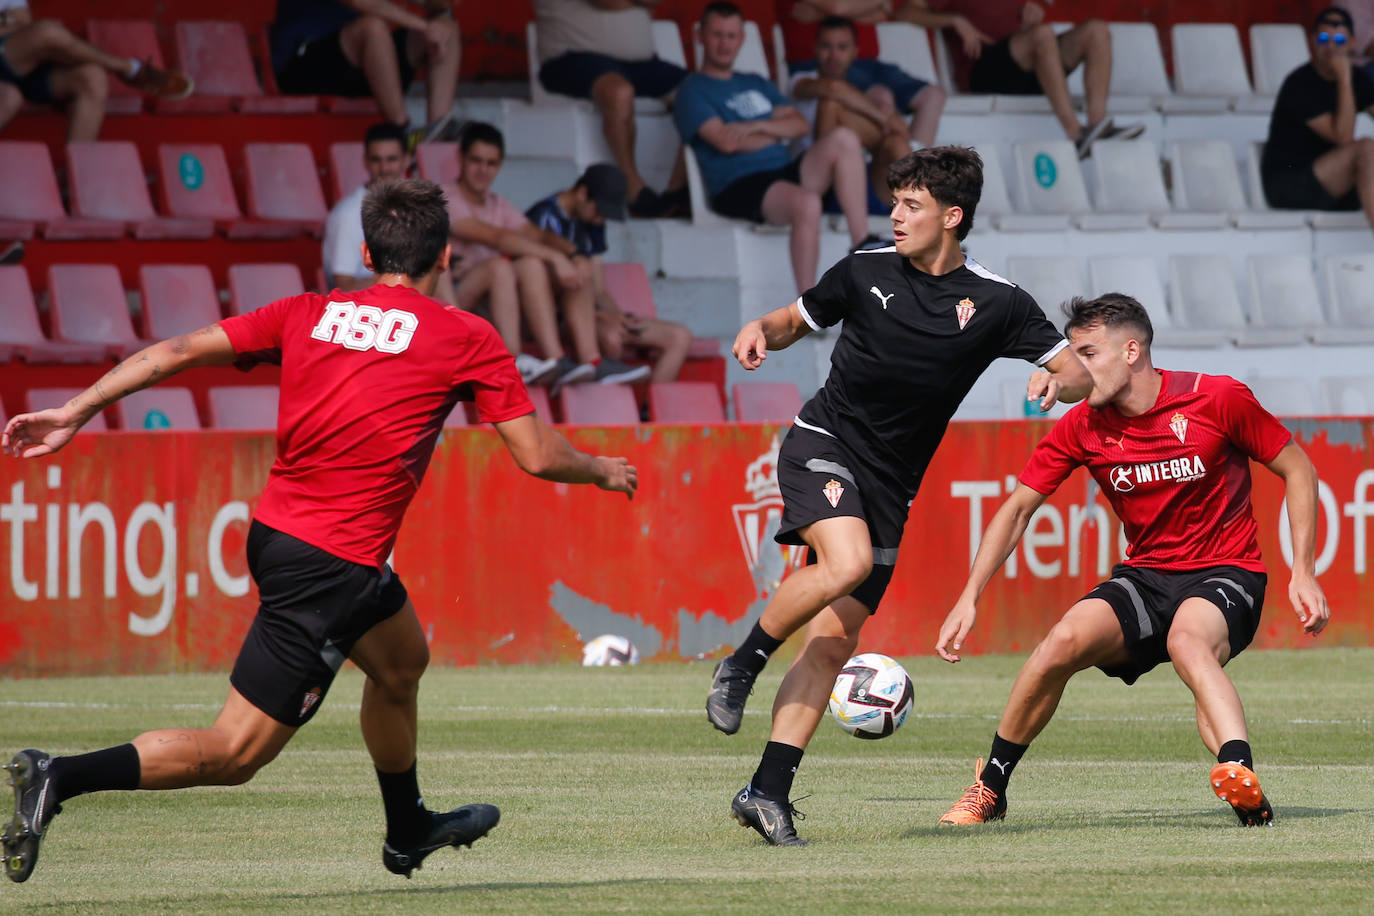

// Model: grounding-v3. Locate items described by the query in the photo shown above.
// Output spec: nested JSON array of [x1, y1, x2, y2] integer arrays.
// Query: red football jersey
[[1019, 370, 1292, 572], [218, 284, 533, 567]]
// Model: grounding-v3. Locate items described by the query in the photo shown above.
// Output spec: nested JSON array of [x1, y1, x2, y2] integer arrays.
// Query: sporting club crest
[[955, 297, 976, 330], [1169, 412, 1188, 444], [823, 478, 845, 508], [731, 436, 807, 592]]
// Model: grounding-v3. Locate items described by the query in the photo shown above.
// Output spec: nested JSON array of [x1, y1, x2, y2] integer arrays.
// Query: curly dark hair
[[886, 146, 983, 241]]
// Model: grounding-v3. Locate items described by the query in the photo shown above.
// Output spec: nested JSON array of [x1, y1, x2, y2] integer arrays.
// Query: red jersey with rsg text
[[218, 284, 533, 568], [1018, 370, 1292, 572]]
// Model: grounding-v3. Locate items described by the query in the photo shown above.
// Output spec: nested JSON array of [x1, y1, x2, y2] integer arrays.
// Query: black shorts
[[710, 156, 805, 223], [1262, 166, 1361, 211], [773, 424, 914, 612], [1086, 563, 1266, 685], [0, 36, 55, 104], [539, 51, 685, 99], [231, 521, 409, 727], [969, 36, 1042, 95], [276, 27, 414, 97]]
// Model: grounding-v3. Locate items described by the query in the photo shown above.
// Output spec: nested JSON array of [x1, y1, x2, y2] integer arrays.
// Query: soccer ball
[[828, 653, 914, 739], [581, 634, 640, 667]]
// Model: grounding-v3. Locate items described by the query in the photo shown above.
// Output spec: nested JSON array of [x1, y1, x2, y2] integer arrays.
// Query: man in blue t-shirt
[[527, 164, 689, 383], [673, 1, 875, 294]]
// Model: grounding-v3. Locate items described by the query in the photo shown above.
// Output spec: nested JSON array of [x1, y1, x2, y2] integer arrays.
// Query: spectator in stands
[[1261, 6, 1374, 232], [0, 1, 191, 141], [533, 0, 689, 218], [446, 122, 651, 389], [791, 17, 945, 207], [937, 1, 1144, 158], [527, 164, 690, 382], [270, 0, 462, 144], [675, 1, 873, 295], [780, 2, 957, 149]]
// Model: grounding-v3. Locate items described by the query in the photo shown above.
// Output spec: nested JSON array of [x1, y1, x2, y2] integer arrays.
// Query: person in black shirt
[[1261, 6, 1374, 230], [705, 145, 1091, 846]]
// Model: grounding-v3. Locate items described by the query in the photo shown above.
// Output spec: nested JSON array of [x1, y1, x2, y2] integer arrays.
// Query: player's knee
[[1031, 622, 1089, 671], [820, 552, 872, 597], [219, 739, 280, 786], [1165, 628, 1223, 669]]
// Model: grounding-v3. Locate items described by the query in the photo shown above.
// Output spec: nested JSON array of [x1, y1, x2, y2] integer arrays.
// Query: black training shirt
[[795, 250, 1067, 485], [1262, 62, 1374, 175]]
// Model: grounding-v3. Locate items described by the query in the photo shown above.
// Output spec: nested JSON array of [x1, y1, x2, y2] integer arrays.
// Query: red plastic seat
[[85, 20, 163, 115], [0, 267, 106, 363], [0, 142, 124, 240], [27, 388, 109, 431], [525, 385, 554, 422], [328, 142, 366, 202], [415, 143, 461, 187], [602, 261, 721, 359], [114, 388, 202, 430], [207, 386, 279, 430], [48, 264, 149, 358], [648, 381, 725, 423], [158, 144, 289, 239], [163, 21, 315, 115], [227, 263, 306, 316], [244, 143, 328, 236], [138, 265, 222, 338], [67, 142, 213, 239], [732, 382, 803, 423], [442, 403, 469, 427], [558, 385, 640, 425]]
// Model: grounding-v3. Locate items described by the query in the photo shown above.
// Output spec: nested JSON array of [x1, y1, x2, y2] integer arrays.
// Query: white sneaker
[[515, 353, 559, 385], [594, 358, 651, 385]]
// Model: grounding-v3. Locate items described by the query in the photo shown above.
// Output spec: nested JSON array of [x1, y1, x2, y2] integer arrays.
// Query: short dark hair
[[701, 1, 742, 24], [1313, 6, 1354, 31], [1062, 293, 1154, 347], [363, 122, 407, 149], [460, 121, 505, 157], [361, 178, 449, 280], [886, 146, 983, 241], [817, 16, 856, 37]]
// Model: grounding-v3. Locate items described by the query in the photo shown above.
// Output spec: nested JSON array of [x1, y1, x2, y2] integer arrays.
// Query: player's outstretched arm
[[1264, 441, 1330, 636], [493, 412, 638, 500], [1026, 347, 1092, 412], [2, 324, 236, 459], [732, 301, 813, 370], [936, 483, 1049, 662]]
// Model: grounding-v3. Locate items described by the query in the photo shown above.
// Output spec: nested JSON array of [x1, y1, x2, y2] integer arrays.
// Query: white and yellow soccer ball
[[828, 652, 914, 738], [581, 634, 640, 667]]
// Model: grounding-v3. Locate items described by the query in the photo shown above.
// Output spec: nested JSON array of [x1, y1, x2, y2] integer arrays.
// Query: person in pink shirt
[[446, 122, 641, 391]]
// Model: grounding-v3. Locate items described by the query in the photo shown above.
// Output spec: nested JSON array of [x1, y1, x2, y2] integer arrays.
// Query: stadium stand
[[114, 388, 202, 430], [227, 263, 306, 316], [138, 264, 222, 338], [67, 141, 214, 239], [1248, 24, 1308, 96], [1325, 254, 1374, 331], [0, 267, 107, 364], [328, 141, 366, 203], [648, 381, 726, 423], [526, 384, 554, 422], [84, 19, 164, 115], [48, 264, 152, 358], [601, 261, 721, 360], [1322, 377, 1374, 415], [559, 384, 640, 426], [1245, 376, 1323, 416], [243, 143, 329, 236], [0, 142, 125, 240], [167, 20, 316, 115], [732, 382, 802, 423], [207, 385, 279, 430], [26, 388, 109, 430], [443, 403, 469, 428], [1170, 23, 1255, 110]]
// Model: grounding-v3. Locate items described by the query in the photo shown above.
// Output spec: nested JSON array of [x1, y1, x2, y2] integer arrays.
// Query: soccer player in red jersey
[[935, 293, 1330, 828], [0, 179, 637, 883]]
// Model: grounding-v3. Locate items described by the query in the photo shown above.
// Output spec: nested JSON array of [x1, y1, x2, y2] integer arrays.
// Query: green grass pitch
[[2, 647, 1371, 913]]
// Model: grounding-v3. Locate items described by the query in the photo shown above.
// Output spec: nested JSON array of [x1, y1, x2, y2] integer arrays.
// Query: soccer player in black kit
[[707, 146, 1092, 845]]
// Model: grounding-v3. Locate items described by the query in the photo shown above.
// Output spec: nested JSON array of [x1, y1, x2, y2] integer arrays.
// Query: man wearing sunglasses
[[1260, 6, 1374, 232]]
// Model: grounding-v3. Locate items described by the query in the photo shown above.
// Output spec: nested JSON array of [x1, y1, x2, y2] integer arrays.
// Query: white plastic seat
[[874, 22, 938, 84], [771, 23, 790, 95], [1320, 376, 1374, 416], [1249, 24, 1308, 95], [1325, 253, 1374, 329], [1239, 141, 1310, 229], [977, 148, 1070, 232], [682, 146, 732, 228], [1164, 140, 1301, 229], [1104, 22, 1173, 101], [1011, 141, 1142, 229], [1244, 254, 1336, 344], [1169, 24, 1254, 111], [1245, 376, 1322, 417], [1089, 140, 1175, 217], [1087, 254, 1225, 348], [1005, 255, 1085, 315], [1167, 254, 1249, 346], [652, 19, 687, 68], [928, 30, 995, 113]]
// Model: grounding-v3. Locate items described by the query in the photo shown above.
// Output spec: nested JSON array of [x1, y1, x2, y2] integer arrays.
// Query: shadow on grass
[[900, 804, 1361, 838]]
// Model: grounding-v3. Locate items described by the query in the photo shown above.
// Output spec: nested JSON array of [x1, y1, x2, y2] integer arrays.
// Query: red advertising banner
[[1, 419, 1369, 677]]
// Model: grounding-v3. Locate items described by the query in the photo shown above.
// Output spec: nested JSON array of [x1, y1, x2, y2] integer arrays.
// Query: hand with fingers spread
[[2, 407, 82, 459], [935, 599, 978, 663]]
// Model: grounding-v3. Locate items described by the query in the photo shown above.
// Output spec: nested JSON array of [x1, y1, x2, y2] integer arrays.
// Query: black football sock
[[731, 622, 784, 676], [979, 733, 1029, 796], [752, 741, 804, 800], [49, 744, 141, 803], [377, 762, 429, 845], [1217, 739, 1254, 772]]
